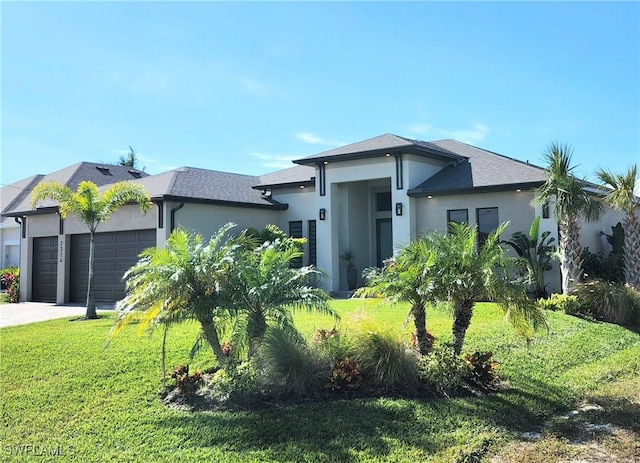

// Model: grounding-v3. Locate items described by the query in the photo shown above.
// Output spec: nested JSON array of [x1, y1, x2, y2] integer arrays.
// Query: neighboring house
[[2, 134, 627, 304]]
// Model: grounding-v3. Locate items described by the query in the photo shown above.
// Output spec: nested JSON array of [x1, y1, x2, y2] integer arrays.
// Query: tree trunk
[[559, 216, 583, 295], [412, 302, 433, 355], [85, 231, 98, 319], [248, 309, 268, 357], [199, 319, 227, 366], [624, 213, 640, 290], [452, 299, 474, 355]]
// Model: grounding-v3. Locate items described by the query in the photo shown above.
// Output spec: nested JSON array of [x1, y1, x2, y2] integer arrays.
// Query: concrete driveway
[[0, 302, 112, 328]]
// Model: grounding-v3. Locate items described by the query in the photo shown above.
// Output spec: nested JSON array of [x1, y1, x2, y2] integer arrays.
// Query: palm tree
[[504, 216, 556, 299], [596, 164, 640, 289], [356, 240, 437, 355], [30, 181, 151, 319], [224, 231, 336, 357], [119, 146, 139, 168], [534, 142, 603, 294], [110, 225, 238, 366], [424, 222, 546, 354]]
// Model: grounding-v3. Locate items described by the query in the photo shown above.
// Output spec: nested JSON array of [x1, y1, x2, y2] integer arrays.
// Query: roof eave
[[252, 179, 316, 190], [294, 146, 463, 166], [407, 181, 546, 197], [159, 195, 288, 211]]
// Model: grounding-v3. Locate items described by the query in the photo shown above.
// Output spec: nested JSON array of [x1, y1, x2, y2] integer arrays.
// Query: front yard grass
[[1, 299, 638, 462]]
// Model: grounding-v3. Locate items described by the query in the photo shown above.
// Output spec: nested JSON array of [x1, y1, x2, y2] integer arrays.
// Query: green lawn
[[1, 299, 638, 462]]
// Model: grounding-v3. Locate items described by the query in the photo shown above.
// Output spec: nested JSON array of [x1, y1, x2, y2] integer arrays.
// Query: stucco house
[[1, 134, 626, 304]]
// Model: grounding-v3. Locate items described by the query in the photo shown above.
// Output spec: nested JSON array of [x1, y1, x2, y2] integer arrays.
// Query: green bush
[[253, 326, 326, 397], [418, 343, 469, 397], [351, 320, 419, 393], [572, 280, 640, 325], [212, 361, 259, 397], [313, 327, 353, 362], [536, 293, 580, 313], [580, 248, 624, 283]]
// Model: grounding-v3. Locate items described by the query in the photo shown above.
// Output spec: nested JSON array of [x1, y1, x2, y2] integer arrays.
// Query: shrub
[[212, 361, 259, 396], [464, 351, 499, 389], [170, 365, 203, 395], [1, 271, 20, 303], [418, 343, 469, 397], [572, 280, 640, 325], [536, 293, 580, 313], [328, 357, 362, 391], [253, 326, 326, 397], [581, 248, 624, 283], [313, 327, 353, 362], [351, 320, 419, 393]]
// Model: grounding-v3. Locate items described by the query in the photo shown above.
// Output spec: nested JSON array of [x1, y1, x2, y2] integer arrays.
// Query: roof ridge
[[173, 166, 261, 180], [433, 139, 547, 172]]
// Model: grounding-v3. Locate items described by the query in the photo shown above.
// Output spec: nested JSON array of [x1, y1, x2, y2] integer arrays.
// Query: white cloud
[[407, 122, 490, 144], [249, 152, 297, 169], [295, 132, 346, 147], [295, 132, 324, 144], [236, 77, 273, 97]]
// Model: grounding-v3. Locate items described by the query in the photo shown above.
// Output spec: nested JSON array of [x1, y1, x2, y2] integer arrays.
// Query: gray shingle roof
[[136, 167, 287, 209], [407, 140, 548, 196], [294, 133, 463, 165], [254, 165, 316, 189], [1, 175, 43, 225], [3, 163, 148, 215]]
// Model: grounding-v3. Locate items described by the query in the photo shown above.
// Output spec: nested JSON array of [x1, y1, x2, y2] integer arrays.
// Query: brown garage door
[[70, 229, 156, 304], [32, 236, 58, 302]]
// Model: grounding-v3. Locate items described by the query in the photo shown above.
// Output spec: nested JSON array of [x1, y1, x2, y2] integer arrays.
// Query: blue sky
[[2, 1, 639, 187]]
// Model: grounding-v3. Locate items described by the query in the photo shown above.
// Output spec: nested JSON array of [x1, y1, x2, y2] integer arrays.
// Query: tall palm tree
[[356, 240, 437, 355], [534, 142, 603, 294], [224, 231, 336, 357], [31, 180, 151, 319], [110, 225, 238, 366], [596, 164, 640, 289], [424, 222, 546, 354]]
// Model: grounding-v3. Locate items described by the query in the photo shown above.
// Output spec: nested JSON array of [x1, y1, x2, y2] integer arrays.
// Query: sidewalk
[[0, 302, 112, 328]]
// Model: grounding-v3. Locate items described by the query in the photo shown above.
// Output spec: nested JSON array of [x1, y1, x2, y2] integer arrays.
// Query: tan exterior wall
[[415, 190, 537, 238], [169, 202, 281, 239]]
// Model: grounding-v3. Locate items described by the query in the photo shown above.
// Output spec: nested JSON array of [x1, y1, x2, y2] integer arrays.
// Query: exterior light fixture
[[319, 208, 326, 220], [427, 195, 433, 199], [385, 153, 391, 157], [395, 202, 403, 216], [300, 185, 305, 189], [323, 161, 328, 165], [516, 189, 522, 192]]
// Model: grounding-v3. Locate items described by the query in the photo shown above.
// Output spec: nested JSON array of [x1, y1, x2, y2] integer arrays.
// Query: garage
[[32, 236, 58, 302], [70, 229, 156, 304]]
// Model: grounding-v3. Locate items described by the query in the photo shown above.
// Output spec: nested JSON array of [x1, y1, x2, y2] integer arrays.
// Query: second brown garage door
[[70, 229, 156, 304]]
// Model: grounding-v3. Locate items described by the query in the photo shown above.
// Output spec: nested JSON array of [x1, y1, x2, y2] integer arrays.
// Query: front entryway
[[376, 218, 393, 266]]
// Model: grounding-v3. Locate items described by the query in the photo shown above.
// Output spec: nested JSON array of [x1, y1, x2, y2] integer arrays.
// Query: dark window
[[542, 202, 550, 219], [476, 207, 499, 247], [289, 221, 303, 268], [308, 220, 317, 266], [447, 209, 468, 231], [376, 192, 392, 212]]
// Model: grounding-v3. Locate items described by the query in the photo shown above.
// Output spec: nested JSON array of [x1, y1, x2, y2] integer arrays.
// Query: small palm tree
[[424, 222, 546, 354], [356, 240, 436, 355], [596, 164, 640, 290], [534, 142, 603, 294], [31, 180, 151, 318], [224, 231, 336, 357], [110, 225, 238, 366], [504, 216, 556, 299]]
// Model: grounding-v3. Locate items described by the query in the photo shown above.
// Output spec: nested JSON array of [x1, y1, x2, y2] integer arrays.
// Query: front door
[[376, 218, 393, 267]]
